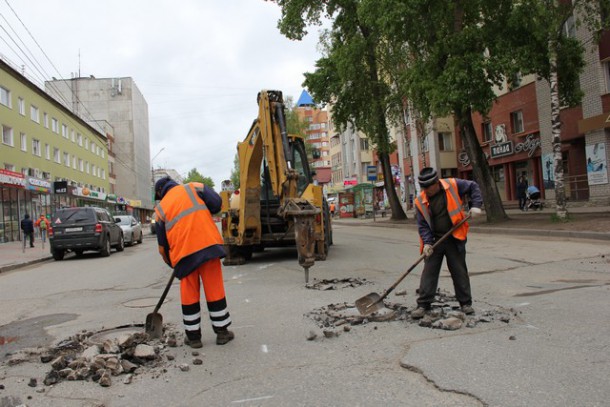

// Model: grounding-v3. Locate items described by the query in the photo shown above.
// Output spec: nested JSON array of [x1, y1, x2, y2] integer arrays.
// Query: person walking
[[20, 214, 35, 248], [516, 175, 528, 211], [154, 176, 234, 349], [35, 214, 48, 243], [411, 167, 483, 318]]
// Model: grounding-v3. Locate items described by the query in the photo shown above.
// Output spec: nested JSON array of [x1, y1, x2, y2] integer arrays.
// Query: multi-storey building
[[45, 77, 152, 218], [0, 58, 110, 242]]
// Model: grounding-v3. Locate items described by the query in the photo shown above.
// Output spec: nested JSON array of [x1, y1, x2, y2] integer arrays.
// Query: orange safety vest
[[414, 178, 469, 252], [155, 183, 223, 268]]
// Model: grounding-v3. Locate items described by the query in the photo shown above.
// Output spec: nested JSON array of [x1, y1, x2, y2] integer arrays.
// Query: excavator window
[[292, 142, 310, 196]]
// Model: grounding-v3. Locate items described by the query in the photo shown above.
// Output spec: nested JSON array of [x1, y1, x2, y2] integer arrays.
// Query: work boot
[[461, 305, 475, 315], [215, 328, 235, 345], [410, 307, 428, 319], [184, 337, 203, 349]]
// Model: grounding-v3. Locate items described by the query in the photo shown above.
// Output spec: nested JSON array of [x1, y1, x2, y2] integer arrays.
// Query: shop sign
[[74, 187, 106, 201], [0, 169, 26, 187], [515, 134, 541, 157], [490, 141, 513, 158], [53, 181, 68, 194], [106, 194, 117, 203], [129, 199, 142, 207], [343, 178, 358, 186], [26, 177, 51, 193]]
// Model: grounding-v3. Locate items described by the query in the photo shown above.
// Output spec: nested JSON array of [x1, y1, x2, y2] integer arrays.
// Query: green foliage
[[230, 153, 240, 189], [183, 168, 214, 189]]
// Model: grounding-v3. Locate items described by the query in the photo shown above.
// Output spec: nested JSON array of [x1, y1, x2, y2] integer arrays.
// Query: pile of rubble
[[305, 278, 370, 291], [4, 324, 185, 388], [305, 290, 516, 339]]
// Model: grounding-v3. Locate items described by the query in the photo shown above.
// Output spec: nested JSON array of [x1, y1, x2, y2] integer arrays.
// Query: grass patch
[[550, 213, 572, 223]]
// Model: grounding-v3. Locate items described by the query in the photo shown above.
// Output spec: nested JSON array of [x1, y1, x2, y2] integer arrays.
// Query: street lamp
[[151, 147, 165, 203]]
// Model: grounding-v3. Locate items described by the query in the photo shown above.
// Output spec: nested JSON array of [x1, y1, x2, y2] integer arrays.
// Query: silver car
[[114, 215, 143, 246]]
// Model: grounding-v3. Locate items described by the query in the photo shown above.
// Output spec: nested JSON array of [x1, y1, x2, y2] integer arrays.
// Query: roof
[[296, 90, 314, 106], [314, 167, 332, 184]]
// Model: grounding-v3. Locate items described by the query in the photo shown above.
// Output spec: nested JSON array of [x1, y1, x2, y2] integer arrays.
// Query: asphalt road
[[0, 224, 609, 407]]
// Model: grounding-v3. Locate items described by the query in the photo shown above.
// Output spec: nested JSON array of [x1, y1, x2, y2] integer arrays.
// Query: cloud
[[1, 0, 322, 188]]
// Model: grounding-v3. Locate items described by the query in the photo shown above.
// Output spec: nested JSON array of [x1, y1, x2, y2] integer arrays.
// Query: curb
[[0, 256, 53, 274]]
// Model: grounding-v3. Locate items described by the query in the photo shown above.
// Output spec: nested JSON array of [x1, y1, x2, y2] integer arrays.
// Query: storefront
[[0, 169, 52, 243]]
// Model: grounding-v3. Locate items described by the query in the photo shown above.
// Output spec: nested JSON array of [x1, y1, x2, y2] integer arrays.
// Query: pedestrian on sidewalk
[[20, 214, 35, 248], [35, 214, 48, 243], [154, 176, 234, 349], [517, 174, 528, 211], [411, 167, 483, 319]]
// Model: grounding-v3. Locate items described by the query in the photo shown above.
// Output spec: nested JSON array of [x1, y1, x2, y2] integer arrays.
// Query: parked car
[[115, 215, 143, 246], [49, 207, 124, 260]]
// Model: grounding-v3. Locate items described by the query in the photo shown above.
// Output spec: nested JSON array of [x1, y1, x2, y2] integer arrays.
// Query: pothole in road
[[305, 278, 371, 290], [305, 289, 517, 339]]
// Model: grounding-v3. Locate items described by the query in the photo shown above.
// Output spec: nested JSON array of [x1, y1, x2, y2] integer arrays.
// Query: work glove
[[469, 207, 482, 218], [423, 244, 433, 259]]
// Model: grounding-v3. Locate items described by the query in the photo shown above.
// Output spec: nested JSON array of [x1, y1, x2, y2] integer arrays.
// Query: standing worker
[[411, 167, 483, 318], [154, 176, 234, 348], [20, 214, 35, 248]]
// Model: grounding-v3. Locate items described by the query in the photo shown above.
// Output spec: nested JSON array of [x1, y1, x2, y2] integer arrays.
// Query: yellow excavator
[[219, 90, 332, 282]]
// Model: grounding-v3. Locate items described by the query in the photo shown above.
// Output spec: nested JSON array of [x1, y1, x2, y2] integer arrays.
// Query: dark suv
[[49, 207, 124, 260]]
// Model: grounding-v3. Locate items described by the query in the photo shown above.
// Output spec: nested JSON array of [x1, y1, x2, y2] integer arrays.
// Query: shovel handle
[[152, 269, 176, 314], [374, 214, 472, 304]]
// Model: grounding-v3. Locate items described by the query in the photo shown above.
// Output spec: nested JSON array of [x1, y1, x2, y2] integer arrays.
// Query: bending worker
[[154, 176, 234, 348], [411, 167, 483, 319]]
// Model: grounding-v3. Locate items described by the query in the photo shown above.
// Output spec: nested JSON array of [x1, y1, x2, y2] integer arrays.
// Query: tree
[[505, 0, 610, 220], [183, 168, 214, 189], [269, 0, 408, 220], [230, 153, 240, 190]]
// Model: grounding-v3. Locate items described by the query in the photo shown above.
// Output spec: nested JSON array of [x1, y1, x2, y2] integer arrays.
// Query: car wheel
[[74, 249, 84, 257], [52, 249, 65, 261], [100, 236, 111, 257], [115, 233, 125, 252]]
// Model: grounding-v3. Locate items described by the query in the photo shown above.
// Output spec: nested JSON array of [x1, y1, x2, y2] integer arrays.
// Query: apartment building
[[0, 59, 110, 242], [45, 77, 153, 216]]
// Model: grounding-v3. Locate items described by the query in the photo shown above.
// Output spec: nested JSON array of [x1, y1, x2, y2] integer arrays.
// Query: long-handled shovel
[[145, 269, 176, 339], [355, 215, 471, 316]]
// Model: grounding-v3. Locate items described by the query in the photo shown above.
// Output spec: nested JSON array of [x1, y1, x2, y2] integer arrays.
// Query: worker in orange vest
[[411, 167, 483, 319], [154, 176, 234, 348]]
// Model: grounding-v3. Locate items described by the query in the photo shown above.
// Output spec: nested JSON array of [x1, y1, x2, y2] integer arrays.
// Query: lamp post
[[151, 147, 165, 204]]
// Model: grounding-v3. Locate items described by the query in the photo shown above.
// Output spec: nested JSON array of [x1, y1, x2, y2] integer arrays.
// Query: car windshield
[[115, 216, 132, 226]]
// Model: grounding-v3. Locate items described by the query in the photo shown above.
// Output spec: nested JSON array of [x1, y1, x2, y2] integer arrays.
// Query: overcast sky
[[0, 0, 323, 189]]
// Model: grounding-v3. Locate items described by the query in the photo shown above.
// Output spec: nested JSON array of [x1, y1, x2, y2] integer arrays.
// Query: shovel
[[145, 269, 176, 339], [355, 215, 471, 316]]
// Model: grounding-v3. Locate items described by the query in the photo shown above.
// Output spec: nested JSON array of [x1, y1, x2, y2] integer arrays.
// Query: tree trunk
[[548, 42, 568, 219], [379, 152, 407, 220], [458, 108, 508, 222]]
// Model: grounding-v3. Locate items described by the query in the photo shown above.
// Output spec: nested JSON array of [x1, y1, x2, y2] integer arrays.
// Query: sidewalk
[[0, 240, 53, 274], [332, 205, 610, 241]]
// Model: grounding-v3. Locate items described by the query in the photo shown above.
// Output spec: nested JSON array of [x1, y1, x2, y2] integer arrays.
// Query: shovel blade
[[355, 292, 384, 316], [145, 312, 163, 339]]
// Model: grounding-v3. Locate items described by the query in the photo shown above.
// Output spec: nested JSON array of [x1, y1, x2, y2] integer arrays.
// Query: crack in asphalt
[[514, 282, 610, 297]]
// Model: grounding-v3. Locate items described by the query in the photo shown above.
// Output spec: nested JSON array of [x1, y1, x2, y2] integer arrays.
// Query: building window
[[52, 118, 59, 133], [79, 158, 83, 171], [562, 14, 576, 38], [5, 164, 15, 171], [510, 110, 524, 134], [482, 121, 493, 142], [77, 133, 82, 146], [20, 133, 27, 151], [44, 113, 49, 128], [91, 143, 95, 153], [63, 152, 70, 167], [53, 148, 60, 163], [360, 138, 369, 151], [30, 105, 39, 123], [18, 98, 25, 115], [438, 132, 453, 151], [0, 86, 11, 107], [62, 124, 68, 138], [2, 125, 14, 146], [101, 149, 105, 158], [32, 139, 41, 157], [84, 138, 89, 149], [45, 143, 50, 160], [72, 156, 77, 169]]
